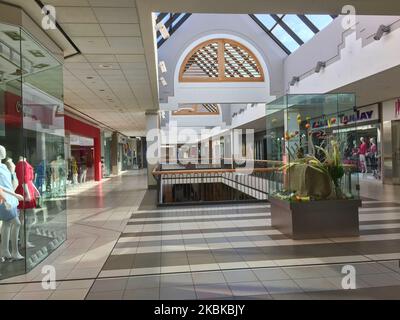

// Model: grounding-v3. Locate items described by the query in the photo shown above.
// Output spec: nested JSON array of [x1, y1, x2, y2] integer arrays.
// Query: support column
[[94, 129, 101, 181], [111, 131, 119, 175], [145, 111, 159, 189]]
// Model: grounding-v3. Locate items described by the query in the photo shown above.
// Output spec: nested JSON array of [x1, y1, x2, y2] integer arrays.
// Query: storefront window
[[0, 23, 66, 279], [67, 134, 95, 186]]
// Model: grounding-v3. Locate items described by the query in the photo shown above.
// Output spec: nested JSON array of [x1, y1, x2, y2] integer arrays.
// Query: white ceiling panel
[[92, 7, 139, 23], [107, 37, 144, 52], [60, 23, 104, 37], [56, 7, 97, 23], [45, 0, 90, 6], [90, 62, 121, 70], [84, 54, 117, 62], [100, 24, 141, 37], [88, 0, 135, 7], [115, 55, 146, 63]]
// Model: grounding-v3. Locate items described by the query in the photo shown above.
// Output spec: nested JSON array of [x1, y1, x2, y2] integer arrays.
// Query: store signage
[[311, 105, 378, 129], [395, 98, 400, 118]]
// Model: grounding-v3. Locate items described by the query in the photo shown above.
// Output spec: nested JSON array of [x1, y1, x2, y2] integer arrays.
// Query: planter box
[[269, 197, 361, 239]]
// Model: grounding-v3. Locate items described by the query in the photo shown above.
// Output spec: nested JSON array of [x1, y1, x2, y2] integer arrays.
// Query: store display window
[[265, 94, 360, 200], [0, 23, 66, 280], [67, 134, 95, 186]]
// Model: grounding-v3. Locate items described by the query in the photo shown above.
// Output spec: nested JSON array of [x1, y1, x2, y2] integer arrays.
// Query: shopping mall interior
[[0, 0, 399, 302]]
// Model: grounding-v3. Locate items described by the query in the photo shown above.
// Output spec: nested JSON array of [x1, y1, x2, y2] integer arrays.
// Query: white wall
[[157, 14, 286, 109], [285, 15, 400, 95]]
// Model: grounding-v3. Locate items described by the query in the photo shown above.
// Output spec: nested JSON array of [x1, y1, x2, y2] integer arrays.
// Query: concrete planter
[[270, 197, 361, 239]]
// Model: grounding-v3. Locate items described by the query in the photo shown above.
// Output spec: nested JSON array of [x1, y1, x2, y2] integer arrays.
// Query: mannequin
[[79, 157, 87, 184], [358, 137, 367, 174], [5, 158, 18, 190], [34, 160, 46, 194], [15, 156, 40, 247], [50, 157, 59, 194], [71, 156, 78, 185], [0, 146, 24, 260], [57, 155, 66, 192]]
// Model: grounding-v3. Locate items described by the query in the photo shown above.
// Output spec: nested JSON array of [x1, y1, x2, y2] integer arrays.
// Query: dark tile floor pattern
[[87, 197, 400, 299]]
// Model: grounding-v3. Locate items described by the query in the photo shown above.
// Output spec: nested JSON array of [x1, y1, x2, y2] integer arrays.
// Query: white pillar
[[145, 111, 159, 189]]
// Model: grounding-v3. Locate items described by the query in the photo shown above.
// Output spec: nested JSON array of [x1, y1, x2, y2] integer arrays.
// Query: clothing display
[[15, 159, 37, 209], [0, 163, 19, 221], [35, 160, 46, 193]]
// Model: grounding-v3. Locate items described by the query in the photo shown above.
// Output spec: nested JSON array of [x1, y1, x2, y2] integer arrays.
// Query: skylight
[[250, 14, 336, 54], [155, 12, 191, 48]]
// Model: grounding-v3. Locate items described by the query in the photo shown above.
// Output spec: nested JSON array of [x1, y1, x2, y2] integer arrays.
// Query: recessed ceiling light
[[86, 76, 94, 79], [99, 89, 105, 92], [99, 64, 112, 69]]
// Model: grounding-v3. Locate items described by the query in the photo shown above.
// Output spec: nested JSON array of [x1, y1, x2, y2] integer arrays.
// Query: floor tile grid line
[[133, 204, 271, 214], [130, 202, 397, 217], [128, 210, 400, 225], [115, 230, 400, 254], [83, 193, 147, 300], [91, 259, 400, 299], [128, 212, 269, 224]]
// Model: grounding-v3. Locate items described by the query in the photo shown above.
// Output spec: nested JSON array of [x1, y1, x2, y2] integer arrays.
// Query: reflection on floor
[[0, 170, 399, 300]]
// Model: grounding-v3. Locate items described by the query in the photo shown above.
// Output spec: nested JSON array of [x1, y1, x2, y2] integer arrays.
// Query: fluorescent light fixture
[[159, 61, 167, 73], [374, 25, 391, 40], [315, 61, 326, 73], [159, 77, 167, 86], [156, 22, 170, 40], [290, 76, 300, 86]]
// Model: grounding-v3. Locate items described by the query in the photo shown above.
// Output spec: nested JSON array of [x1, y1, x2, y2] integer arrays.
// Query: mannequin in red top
[[358, 137, 367, 173], [15, 157, 40, 248], [15, 157, 39, 209]]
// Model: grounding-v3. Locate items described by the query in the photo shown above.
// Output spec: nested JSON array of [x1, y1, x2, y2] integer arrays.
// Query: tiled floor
[[1, 170, 400, 300]]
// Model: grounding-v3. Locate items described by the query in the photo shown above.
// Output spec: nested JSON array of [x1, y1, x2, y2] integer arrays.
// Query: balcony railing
[[152, 159, 283, 206]]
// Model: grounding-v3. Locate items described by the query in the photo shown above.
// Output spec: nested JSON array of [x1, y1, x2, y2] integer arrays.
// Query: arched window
[[179, 39, 264, 82], [172, 104, 220, 115]]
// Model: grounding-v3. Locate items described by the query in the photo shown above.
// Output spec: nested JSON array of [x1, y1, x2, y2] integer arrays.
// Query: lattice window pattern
[[179, 39, 264, 82], [181, 42, 219, 79]]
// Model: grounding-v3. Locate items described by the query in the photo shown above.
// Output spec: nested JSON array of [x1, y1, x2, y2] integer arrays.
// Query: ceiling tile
[[92, 7, 138, 23], [84, 54, 117, 62], [45, 0, 90, 5], [115, 54, 145, 63], [88, 0, 135, 7], [107, 37, 144, 52], [100, 24, 141, 37], [56, 7, 97, 23], [60, 23, 104, 37]]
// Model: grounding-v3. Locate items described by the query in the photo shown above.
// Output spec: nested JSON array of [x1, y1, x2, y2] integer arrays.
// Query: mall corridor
[[0, 171, 399, 299], [0, 171, 147, 299]]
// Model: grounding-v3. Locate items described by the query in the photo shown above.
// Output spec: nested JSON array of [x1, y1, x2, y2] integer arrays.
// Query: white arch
[[174, 33, 271, 91]]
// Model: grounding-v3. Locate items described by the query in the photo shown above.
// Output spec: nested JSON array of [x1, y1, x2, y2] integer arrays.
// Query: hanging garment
[[15, 160, 37, 209], [0, 164, 19, 221]]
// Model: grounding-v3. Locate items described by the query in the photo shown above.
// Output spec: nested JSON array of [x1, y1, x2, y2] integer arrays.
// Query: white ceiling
[[5, 0, 155, 136], [4, 0, 400, 137]]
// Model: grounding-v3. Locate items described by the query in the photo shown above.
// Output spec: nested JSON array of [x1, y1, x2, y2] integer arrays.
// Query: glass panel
[[282, 15, 315, 42], [271, 24, 300, 52], [305, 15, 334, 30], [253, 14, 276, 30], [0, 23, 25, 279], [172, 14, 185, 28], [20, 28, 66, 272], [266, 94, 359, 202]]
